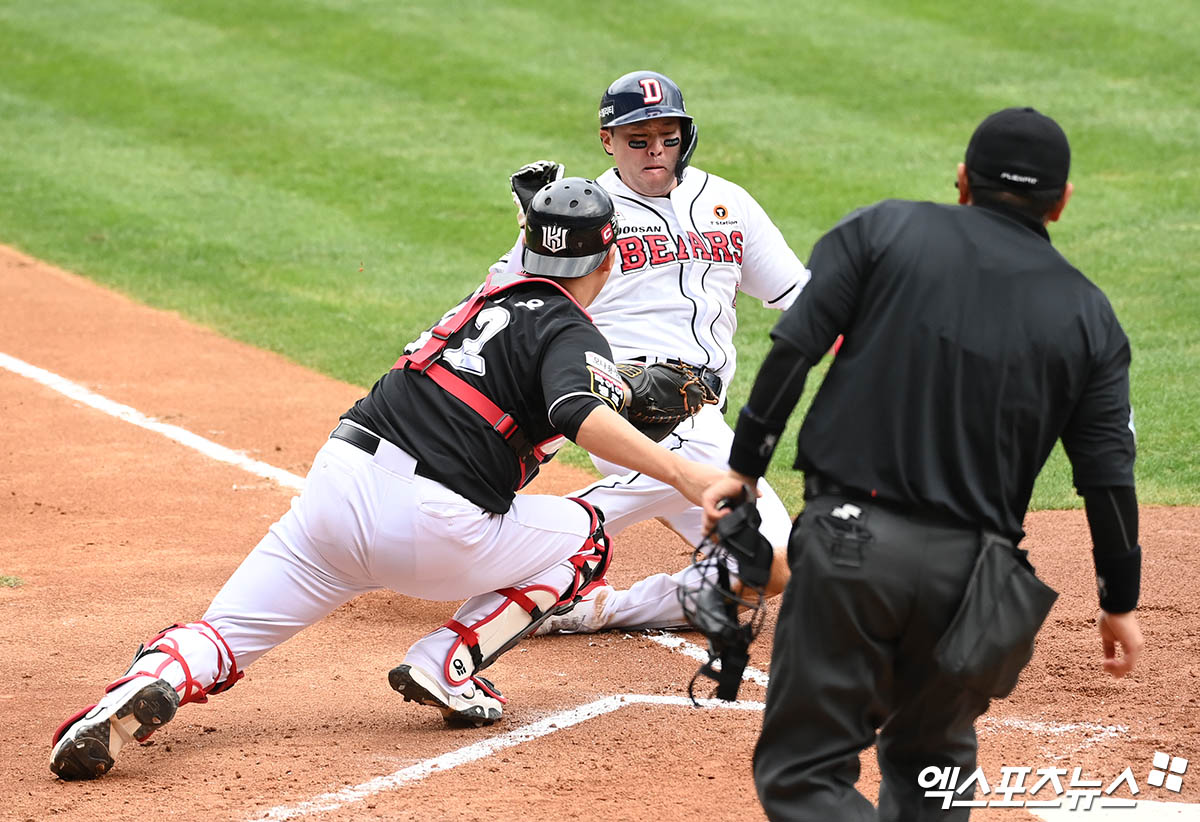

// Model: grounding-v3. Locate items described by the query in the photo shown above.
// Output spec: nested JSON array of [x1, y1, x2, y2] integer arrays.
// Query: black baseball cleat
[[388, 663, 505, 728], [50, 676, 180, 780]]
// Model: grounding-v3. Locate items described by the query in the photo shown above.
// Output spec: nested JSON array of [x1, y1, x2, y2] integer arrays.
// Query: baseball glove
[[618, 361, 720, 442], [510, 160, 565, 227]]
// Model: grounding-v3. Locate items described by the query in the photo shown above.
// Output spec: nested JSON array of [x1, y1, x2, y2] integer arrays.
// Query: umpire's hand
[[1098, 610, 1144, 678], [701, 471, 761, 533]]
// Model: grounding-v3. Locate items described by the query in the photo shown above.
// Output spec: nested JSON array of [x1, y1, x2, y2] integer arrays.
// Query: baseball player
[[50, 178, 724, 780], [493, 70, 812, 634]]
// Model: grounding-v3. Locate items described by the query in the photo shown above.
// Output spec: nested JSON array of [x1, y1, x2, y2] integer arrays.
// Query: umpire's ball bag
[[933, 533, 1059, 698]]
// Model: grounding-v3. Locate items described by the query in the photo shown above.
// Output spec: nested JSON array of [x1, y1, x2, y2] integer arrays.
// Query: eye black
[[628, 140, 648, 149], [664, 137, 680, 147]]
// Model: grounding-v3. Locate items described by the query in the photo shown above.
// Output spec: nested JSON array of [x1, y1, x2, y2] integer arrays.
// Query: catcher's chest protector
[[393, 274, 584, 488]]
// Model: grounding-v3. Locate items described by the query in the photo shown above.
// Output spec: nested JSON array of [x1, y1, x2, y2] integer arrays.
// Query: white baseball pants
[[154, 424, 595, 698]]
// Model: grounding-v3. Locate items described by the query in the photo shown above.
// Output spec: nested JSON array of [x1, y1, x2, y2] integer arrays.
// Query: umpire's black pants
[[754, 494, 992, 822]]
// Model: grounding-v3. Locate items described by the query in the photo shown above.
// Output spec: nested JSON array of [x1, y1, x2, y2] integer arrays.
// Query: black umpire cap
[[522, 177, 619, 279], [965, 107, 1071, 191]]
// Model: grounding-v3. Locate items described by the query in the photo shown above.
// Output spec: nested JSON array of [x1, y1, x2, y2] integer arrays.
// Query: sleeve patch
[[585, 351, 621, 381], [587, 366, 627, 412]]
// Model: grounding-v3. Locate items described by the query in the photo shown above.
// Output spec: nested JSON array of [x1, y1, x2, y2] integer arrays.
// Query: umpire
[[702, 107, 1144, 821]]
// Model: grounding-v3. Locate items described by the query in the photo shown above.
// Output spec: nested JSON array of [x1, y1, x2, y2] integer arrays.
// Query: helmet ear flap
[[676, 121, 699, 181]]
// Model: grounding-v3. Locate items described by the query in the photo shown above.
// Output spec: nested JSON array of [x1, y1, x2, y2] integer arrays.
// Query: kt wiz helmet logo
[[542, 225, 568, 253]]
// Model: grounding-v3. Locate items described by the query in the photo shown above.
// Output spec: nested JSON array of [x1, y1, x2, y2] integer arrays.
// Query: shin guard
[[134, 621, 243, 706], [440, 499, 612, 687]]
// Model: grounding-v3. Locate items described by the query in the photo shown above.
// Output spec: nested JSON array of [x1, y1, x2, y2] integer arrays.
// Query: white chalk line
[[252, 694, 765, 821], [1028, 800, 1200, 821], [0, 351, 305, 490], [646, 631, 771, 688], [8, 352, 1196, 818]]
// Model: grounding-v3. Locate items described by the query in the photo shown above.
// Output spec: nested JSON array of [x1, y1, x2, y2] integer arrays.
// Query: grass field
[[0, 0, 1196, 511]]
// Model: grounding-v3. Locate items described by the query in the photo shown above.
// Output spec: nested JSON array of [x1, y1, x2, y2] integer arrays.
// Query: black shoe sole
[[388, 665, 501, 728], [51, 680, 179, 780]]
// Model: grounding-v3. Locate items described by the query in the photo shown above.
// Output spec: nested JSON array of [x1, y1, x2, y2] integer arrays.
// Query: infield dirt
[[2, 245, 1197, 821]]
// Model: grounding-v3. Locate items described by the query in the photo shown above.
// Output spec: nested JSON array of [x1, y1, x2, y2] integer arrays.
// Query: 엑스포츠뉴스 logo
[[542, 225, 567, 253]]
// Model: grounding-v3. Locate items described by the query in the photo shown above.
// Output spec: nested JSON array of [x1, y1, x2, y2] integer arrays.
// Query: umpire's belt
[[628, 355, 723, 397], [329, 420, 417, 478], [804, 473, 973, 531]]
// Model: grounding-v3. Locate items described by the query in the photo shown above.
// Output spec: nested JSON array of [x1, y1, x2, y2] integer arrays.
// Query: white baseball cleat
[[50, 676, 180, 780], [388, 663, 506, 728], [533, 580, 612, 636]]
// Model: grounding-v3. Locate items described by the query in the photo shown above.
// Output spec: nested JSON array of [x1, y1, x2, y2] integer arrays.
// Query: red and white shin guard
[[437, 498, 612, 688], [131, 620, 243, 706]]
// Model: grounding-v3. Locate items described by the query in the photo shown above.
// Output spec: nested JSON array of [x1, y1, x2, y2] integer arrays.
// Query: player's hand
[[702, 471, 760, 532], [672, 459, 729, 511], [1098, 609, 1144, 678], [510, 160, 565, 229]]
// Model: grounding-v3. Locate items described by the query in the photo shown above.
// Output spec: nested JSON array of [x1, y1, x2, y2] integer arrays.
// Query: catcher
[[49, 179, 725, 780], [493, 71, 813, 637]]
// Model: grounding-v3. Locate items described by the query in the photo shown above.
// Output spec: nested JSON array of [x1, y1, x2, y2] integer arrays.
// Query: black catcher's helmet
[[522, 177, 618, 279], [598, 70, 699, 180]]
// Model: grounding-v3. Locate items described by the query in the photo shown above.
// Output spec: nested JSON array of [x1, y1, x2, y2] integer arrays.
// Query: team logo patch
[[713, 204, 728, 219], [542, 224, 567, 253], [585, 352, 625, 411], [601, 223, 613, 243], [588, 366, 626, 412]]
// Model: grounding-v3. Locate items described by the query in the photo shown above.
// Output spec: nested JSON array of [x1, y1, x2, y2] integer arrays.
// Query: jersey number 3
[[442, 305, 510, 376]]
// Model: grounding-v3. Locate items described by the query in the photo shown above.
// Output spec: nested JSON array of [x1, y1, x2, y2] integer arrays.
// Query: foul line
[[0, 352, 304, 490], [253, 694, 765, 820]]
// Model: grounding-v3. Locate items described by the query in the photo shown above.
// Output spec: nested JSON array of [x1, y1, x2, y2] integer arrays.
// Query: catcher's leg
[[51, 440, 378, 780], [392, 498, 610, 727], [50, 621, 241, 780]]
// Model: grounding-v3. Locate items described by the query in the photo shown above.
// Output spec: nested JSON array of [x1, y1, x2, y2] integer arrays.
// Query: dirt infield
[[2, 246, 1197, 821]]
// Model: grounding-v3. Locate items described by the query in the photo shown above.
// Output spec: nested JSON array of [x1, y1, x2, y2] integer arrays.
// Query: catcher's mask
[[678, 488, 774, 702], [598, 70, 698, 181], [522, 177, 619, 279]]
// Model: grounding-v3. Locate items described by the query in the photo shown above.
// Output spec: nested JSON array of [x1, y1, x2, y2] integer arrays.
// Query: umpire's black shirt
[[773, 199, 1135, 540]]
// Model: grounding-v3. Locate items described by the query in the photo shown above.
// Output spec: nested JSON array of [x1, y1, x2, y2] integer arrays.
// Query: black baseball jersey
[[773, 198, 1135, 539], [343, 279, 625, 513]]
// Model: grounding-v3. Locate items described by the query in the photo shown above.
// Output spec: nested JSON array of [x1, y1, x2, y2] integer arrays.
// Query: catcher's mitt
[[618, 361, 720, 442], [510, 160, 565, 227]]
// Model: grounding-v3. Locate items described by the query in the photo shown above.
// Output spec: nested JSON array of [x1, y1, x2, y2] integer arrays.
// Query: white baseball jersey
[[496, 166, 811, 388], [495, 164, 811, 631]]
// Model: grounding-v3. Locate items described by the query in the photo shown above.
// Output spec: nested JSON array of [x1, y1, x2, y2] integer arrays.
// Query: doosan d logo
[[542, 225, 568, 253]]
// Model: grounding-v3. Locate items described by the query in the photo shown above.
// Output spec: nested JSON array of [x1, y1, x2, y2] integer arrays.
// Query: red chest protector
[[393, 273, 589, 489]]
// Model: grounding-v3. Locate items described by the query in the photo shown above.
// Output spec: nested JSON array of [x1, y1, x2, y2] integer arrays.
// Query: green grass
[[0, 575, 23, 589], [0, 0, 1196, 513]]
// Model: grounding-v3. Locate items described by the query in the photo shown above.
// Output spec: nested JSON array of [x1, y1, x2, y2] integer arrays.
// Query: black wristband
[[728, 407, 783, 478], [1093, 543, 1141, 613]]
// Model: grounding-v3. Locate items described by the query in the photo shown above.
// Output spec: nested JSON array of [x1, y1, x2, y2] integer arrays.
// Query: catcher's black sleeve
[[550, 394, 606, 441], [728, 337, 813, 478]]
